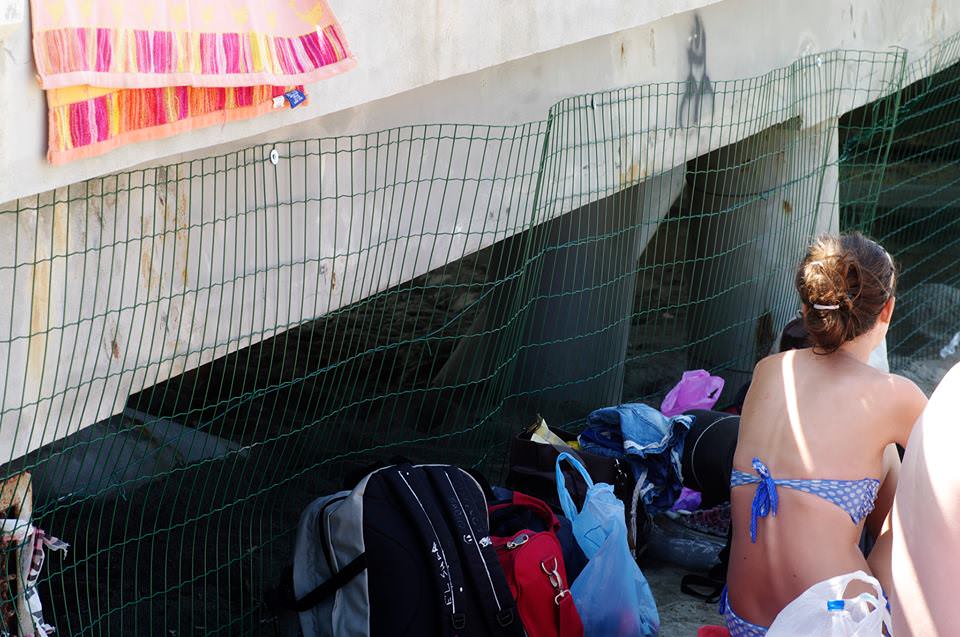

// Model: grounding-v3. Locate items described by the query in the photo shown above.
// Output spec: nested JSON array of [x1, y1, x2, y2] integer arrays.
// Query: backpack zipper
[[506, 533, 529, 550]]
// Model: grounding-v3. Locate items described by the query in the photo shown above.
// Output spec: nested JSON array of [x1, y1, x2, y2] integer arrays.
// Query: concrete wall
[[2, 0, 958, 205], [0, 0, 722, 205], [1, 0, 959, 459]]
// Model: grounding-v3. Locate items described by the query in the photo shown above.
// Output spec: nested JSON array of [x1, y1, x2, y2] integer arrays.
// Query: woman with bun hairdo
[[719, 233, 927, 636]]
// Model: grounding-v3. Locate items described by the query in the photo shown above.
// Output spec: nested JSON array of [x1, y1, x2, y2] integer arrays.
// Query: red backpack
[[489, 492, 584, 637]]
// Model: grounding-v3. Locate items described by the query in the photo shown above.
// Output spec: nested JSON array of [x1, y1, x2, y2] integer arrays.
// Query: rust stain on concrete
[[139, 200, 160, 296], [27, 260, 50, 391], [176, 184, 190, 287], [620, 160, 643, 186], [52, 202, 68, 255], [164, 298, 183, 355], [140, 246, 157, 293], [170, 355, 186, 378], [26, 202, 67, 397]]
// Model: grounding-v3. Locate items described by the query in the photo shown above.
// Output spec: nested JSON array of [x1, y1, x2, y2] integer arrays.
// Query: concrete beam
[[2, 0, 958, 204]]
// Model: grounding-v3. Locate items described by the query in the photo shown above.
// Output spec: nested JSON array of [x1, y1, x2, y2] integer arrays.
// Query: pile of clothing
[[578, 403, 692, 513]]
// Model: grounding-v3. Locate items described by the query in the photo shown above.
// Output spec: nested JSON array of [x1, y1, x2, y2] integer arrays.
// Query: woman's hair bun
[[794, 233, 896, 353]]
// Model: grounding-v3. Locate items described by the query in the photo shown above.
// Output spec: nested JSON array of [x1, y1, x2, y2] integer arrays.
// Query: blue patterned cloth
[[583, 403, 693, 512], [731, 457, 880, 542], [720, 586, 768, 636], [577, 425, 625, 458]]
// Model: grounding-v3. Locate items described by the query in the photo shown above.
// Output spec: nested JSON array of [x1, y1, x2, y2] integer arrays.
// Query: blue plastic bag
[[556, 453, 660, 636], [556, 452, 622, 559]]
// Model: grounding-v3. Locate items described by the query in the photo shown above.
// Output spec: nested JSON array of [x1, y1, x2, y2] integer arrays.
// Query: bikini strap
[[749, 457, 778, 543]]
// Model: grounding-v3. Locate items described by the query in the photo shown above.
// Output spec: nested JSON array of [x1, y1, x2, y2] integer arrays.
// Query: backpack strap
[[424, 466, 522, 635], [380, 466, 466, 636], [266, 554, 368, 613]]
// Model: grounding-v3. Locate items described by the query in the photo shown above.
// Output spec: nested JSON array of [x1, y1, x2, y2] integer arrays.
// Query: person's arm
[[865, 443, 901, 541], [891, 364, 960, 636], [866, 376, 926, 541]]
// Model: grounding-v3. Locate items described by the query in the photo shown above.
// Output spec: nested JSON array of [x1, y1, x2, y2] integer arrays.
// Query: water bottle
[[827, 599, 858, 633]]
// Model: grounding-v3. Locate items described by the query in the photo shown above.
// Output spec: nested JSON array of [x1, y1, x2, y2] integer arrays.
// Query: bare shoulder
[[752, 350, 789, 378], [882, 373, 927, 412], [874, 372, 927, 444]]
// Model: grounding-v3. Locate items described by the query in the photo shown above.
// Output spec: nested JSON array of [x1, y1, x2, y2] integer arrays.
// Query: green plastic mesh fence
[[840, 33, 960, 393], [0, 39, 955, 635]]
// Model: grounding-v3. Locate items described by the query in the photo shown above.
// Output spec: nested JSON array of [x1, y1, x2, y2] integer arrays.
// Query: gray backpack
[[274, 463, 525, 637]]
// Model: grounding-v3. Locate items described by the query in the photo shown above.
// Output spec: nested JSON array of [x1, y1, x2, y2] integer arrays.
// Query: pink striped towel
[[31, 0, 356, 89]]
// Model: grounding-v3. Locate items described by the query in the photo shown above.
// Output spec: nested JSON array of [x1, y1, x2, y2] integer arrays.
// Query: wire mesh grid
[[0, 40, 956, 635]]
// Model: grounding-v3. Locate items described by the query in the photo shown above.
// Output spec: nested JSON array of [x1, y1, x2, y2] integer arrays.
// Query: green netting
[[839, 33, 960, 392], [0, 38, 956, 634]]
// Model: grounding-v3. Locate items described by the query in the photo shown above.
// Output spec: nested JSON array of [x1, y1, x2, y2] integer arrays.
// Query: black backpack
[[273, 463, 525, 637]]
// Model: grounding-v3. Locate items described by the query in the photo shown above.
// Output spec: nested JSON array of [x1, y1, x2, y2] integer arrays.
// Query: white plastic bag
[[767, 571, 892, 637]]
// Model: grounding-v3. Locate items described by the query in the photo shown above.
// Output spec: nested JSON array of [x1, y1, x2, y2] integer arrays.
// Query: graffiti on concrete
[[678, 14, 715, 127]]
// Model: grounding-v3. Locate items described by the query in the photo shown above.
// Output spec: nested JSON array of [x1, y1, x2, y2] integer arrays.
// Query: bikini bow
[[749, 457, 778, 543]]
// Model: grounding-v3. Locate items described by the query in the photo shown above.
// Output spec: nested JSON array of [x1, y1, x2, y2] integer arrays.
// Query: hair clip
[[813, 303, 840, 311]]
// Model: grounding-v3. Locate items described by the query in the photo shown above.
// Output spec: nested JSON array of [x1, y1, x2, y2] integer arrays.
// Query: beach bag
[[489, 492, 584, 637], [555, 453, 659, 636], [274, 463, 524, 637], [766, 571, 892, 637], [661, 370, 725, 417]]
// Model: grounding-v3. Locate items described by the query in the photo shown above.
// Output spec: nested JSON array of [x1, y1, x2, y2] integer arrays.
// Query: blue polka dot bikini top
[[731, 457, 880, 543]]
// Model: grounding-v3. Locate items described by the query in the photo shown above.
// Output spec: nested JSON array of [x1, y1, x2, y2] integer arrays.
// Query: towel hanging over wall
[[30, 0, 355, 89], [29, 0, 356, 163]]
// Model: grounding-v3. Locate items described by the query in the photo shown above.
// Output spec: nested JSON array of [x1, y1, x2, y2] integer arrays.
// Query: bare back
[[727, 348, 922, 626]]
